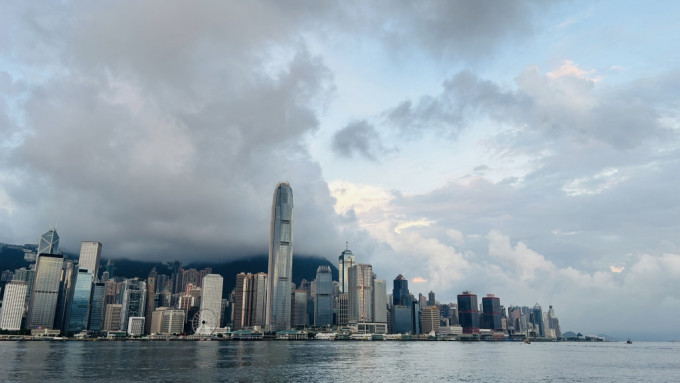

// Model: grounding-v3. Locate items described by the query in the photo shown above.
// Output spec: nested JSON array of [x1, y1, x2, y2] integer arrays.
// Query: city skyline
[[1, 1, 679, 340]]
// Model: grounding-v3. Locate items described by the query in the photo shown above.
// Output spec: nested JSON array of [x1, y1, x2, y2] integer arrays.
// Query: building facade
[[68, 269, 94, 333], [314, 266, 333, 326], [457, 291, 480, 335], [27, 253, 64, 329], [338, 246, 355, 293], [78, 241, 102, 278], [348, 264, 373, 323], [199, 274, 223, 334], [0, 281, 28, 330], [265, 182, 294, 332]]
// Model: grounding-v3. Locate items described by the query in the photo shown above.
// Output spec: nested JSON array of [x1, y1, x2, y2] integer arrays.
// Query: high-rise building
[[198, 274, 223, 334], [38, 228, 59, 255], [253, 273, 267, 327], [103, 304, 122, 332], [144, 268, 158, 334], [348, 264, 373, 323], [233, 273, 255, 331], [0, 281, 28, 330], [338, 245, 355, 293], [127, 317, 145, 336], [547, 305, 561, 338], [54, 259, 75, 330], [88, 282, 105, 332], [151, 307, 186, 335], [336, 293, 349, 326], [314, 266, 333, 327], [457, 291, 480, 335], [372, 278, 387, 323], [392, 274, 410, 306], [421, 306, 440, 335], [428, 291, 436, 306], [265, 182, 294, 332], [26, 253, 64, 329], [531, 304, 544, 337], [481, 294, 502, 331], [78, 241, 102, 278], [68, 269, 94, 333], [120, 278, 146, 332]]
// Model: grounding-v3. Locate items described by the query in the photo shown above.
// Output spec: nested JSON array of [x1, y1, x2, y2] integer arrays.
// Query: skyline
[[1, 1, 679, 340]]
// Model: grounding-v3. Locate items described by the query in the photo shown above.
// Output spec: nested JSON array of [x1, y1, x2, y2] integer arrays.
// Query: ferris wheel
[[191, 309, 218, 336]]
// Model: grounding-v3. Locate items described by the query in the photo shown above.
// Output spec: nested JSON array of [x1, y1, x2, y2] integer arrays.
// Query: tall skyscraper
[[372, 278, 387, 323], [392, 274, 410, 306], [428, 291, 436, 306], [198, 274, 223, 334], [265, 182, 294, 332], [27, 253, 64, 329], [457, 291, 480, 335], [88, 282, 106, 333], [314, 266, 333, 326], [103, 304, 122, 332], [68, 269, 94, 333], [38, 228, 60, 255], [0, 281, 28, 330], [78, 241, 102, 278], [530, 304, 544, 337], [253, 272, 267, 327], [348, 264, 373, 323], [481, 294, 502, 331], [119, 278, 146, 332], [338, 245, 355, 293]]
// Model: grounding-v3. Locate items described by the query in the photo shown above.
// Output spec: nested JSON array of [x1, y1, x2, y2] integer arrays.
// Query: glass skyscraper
[[68, 269, 94, 333], [338, 246, 355, 293], [265, 182, 294, 332], [38, 228, 60, 255], [314, 266, 333, 326], [78, 241, 102, 278], [27, 253, 64, 329]]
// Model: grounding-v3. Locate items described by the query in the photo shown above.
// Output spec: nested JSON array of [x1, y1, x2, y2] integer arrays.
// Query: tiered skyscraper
[[265, 182, 294, 332], [338, 245, 355, 293]]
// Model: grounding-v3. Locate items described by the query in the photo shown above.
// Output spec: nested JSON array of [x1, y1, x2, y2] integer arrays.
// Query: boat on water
[[627, 338, 632, 344], [524, 338, 531, 344]]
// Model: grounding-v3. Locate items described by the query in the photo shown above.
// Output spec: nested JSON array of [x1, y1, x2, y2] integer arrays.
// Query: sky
[[1, 1, 679, 340]]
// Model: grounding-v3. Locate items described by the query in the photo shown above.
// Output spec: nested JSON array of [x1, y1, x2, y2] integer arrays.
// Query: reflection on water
[[0, 341, 678, 382]]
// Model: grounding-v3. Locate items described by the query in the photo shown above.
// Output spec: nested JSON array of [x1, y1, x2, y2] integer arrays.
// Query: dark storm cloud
[[331, 120, 388, 161]]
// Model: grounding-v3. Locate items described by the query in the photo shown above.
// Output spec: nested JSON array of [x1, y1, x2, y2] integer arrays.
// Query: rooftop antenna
[[345, 241, 349, 250]]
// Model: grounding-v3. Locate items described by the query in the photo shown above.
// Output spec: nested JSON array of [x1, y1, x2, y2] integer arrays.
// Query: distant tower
[[338, 244, 355, 293], [0, 281, 28, 331], [428, 291, 436, 306], [265, 182, 294, 332], [372, 278, 387, 323], [78, 241, 102, 277], [392, 274, 410, 306], [38, 228, 60, 255], [314, 266, 333, 326], [481, 294, 502, 331]]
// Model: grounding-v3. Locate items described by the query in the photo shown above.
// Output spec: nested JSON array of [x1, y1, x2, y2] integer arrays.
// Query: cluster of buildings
[[0, 182, 562, 340]]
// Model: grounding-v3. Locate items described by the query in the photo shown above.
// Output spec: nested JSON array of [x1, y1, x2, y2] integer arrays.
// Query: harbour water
[[0, 341, 678, 382]]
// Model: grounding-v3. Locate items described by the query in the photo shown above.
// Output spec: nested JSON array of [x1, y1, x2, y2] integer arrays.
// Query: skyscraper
[[78, 241, 102, 278], [457, 291, 480, 335], [265, 182, 294, 332], [0, 281, 28, 331], [119, 278, 146, 332], [348, 264, 373, 323], [338, 245, 355, 293], [372, 278, 387, 323], [199, 274, 223, 334], [392, 274, 410, 306], [314, 266, 333, 326], [88, 282, 105, 333], [481, 294, 502, 331], [38, 228, 60, 255], [67, 269, 94, 333], [27, 253, 64, 329]]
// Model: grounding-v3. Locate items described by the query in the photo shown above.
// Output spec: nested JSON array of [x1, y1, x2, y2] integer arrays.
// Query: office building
[[481, 294, 502, 331], [421, 306, 440, 335], [265, 182, 294, 332], [120, 278, 146, 332], [291, 289, 308, 327], [372, 278, 387, 323], [88, 282, 105, 332], [103, 304, 122, 332], [252, 272, 267, 327], [78, 241, 102, 278], [68, 269, 94, 333], [54, 259, 75, 330], [233, 272, 255, 330], [348, 264, 373, 323], [336, 293, 349, 326], [531, 304, 544, 337], [0, 281, 28, 330], [338, 245, 355, 293], [428, 291, 436, 306], [26, 253, 64, 329], [457, 291, 480, 335], [151, 308, 185, 335], [314, 266, 333, 326], [198, 274, 223, 334], [392, 274, 410, 306], [127, 317, 145, 336]]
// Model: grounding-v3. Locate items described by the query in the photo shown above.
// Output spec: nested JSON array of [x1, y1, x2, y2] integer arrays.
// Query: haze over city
[[1, 1, 679, 340]]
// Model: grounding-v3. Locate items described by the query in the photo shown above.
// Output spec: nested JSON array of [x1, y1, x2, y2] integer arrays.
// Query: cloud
[[412, 277, 428, 283], [609, 265, 625, 273], [331, 120, 389, 161]]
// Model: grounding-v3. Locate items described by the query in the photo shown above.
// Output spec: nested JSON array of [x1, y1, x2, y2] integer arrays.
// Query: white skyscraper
[[27, 253, 64, 329], [0, 281, 28, 330], [265, 182, 294, 332], [198, 274, 223, 334], [78, 241, 102, 277], [373, 278, 387, 323]]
